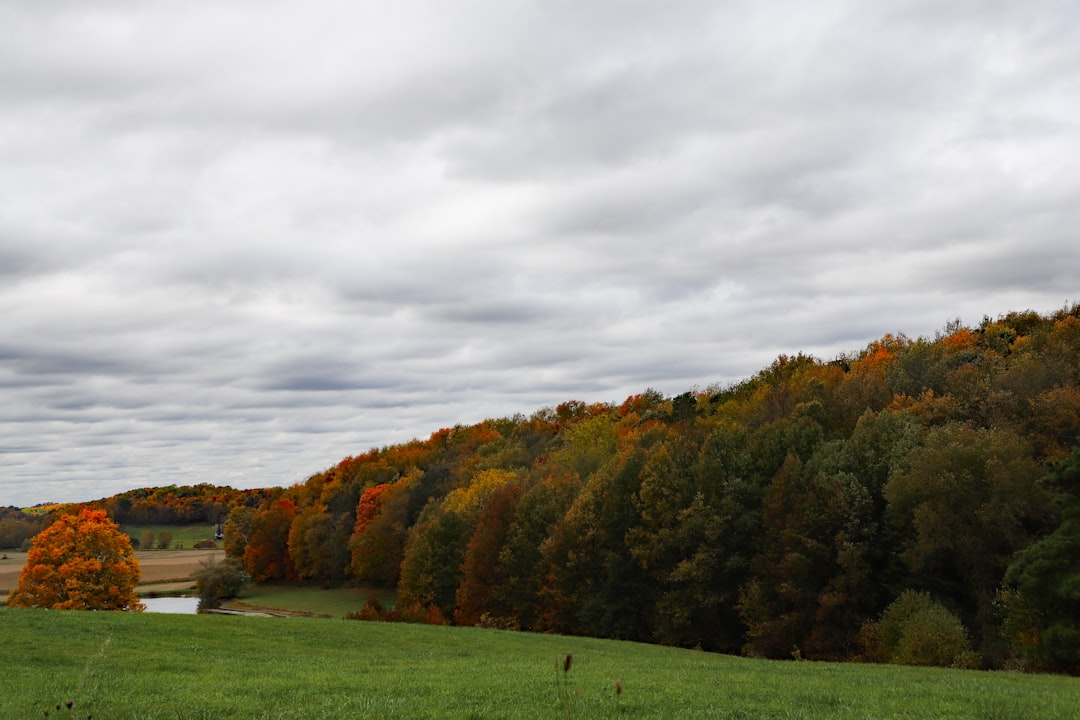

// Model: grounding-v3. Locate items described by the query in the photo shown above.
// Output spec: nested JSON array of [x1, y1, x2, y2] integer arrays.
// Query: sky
[[2, 1, 1078, 508]]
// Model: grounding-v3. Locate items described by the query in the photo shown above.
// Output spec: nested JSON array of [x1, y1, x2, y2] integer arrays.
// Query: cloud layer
[[2, 0, 1077, 506]]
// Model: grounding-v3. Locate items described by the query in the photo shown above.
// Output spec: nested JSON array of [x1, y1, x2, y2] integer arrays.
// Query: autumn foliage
[[41, 305, 1080, 671], [7, 507, 143, 611]]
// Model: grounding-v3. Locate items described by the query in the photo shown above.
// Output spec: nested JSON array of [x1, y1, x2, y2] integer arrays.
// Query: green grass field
[[120, 524, 218, 549], [226, 584, 396, 618], [2, 607, 1077, 720]]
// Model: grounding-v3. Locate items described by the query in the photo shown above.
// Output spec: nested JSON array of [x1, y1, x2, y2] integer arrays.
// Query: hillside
[[3, 607, 1078, 719], [14, 306, 1080, 672]]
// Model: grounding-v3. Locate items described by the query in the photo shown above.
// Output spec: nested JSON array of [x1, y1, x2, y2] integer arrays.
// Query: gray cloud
[[1, 0, 1076, 507]]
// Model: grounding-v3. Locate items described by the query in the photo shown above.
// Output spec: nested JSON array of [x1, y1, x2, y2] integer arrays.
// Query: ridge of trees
[[15, 305, 1080, 671]]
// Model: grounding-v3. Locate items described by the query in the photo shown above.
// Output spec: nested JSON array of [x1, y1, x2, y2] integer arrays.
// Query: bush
[[476, 613, 521, 631], [193, 540, 217, 549], [344, 596, 447, 625], [345, 595, 385, 621], [192, 557, 250, 606], [863, 590, 978, 668], [156, 530, 173, 550]]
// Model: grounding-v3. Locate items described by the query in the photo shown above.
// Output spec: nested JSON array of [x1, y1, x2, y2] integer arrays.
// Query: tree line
[[14, 306, 1080, 672], [215, 306, 1080, 670]]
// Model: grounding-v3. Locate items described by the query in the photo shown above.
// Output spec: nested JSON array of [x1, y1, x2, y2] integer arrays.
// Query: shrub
[[345, 595, 385, 621], [995, 586, 1041, 670], [863, 590, 978, 668], [192, 556, 250, 607], [156, 530, 173, 550], [140, 530, 155, 551], [193, 540, 217, 549], [476, 612, 521, 631], [344, 597, 447, 625]]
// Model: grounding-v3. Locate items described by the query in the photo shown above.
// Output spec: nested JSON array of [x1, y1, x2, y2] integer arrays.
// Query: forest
[[8, 306, 1080, 672]]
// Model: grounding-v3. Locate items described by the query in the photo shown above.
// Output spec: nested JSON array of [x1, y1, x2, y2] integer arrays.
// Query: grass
[[2, 607, 1078, 720], [226, 584, 395, 619], [120, 524, 219, 549]]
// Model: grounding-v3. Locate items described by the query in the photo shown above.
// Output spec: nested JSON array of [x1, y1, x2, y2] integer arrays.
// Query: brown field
[[133, 549, 225, 584], [0, 549, 225, 596]]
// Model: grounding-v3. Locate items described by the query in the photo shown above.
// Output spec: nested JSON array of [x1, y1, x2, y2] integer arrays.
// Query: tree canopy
[[7, 507, 143, 611]]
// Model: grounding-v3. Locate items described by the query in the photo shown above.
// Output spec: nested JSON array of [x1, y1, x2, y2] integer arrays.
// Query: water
[[142, 596, 200, 614]]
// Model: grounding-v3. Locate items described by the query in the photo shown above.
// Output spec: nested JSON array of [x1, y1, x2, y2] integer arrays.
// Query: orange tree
[[6, 507, 144, 611]]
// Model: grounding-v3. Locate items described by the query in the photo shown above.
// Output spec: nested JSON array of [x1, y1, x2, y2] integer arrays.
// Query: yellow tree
[[7, 507, 144, 611]]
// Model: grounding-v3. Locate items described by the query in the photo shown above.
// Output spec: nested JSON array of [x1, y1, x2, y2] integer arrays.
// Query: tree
[[628, 439, 743, 650], [1004, 444, 1080, 670], [454, 483, 522, 625], [862, 590, 977, 668], [243, 498, 298, 582], [538, 445, 653, 641], [7, 507, 144, 611], [140, 529, 155, 551], [193, 556, 251, 607], [223, 506, 256, 559], [156, 530, 173, 550], [288, 503, 351, 583], [349, 473, 419, 586], [0, 512, 44, 550], [885, 423, 1053, 648], [494, 473, 579, 630], [396, 503, 471, 621]]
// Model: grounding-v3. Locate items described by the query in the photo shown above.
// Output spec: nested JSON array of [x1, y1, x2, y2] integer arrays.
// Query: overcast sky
[[2, 1, 1077, 508]]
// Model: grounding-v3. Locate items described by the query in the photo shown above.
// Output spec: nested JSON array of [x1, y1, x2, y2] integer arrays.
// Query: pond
[[142, 596, 201, 614]]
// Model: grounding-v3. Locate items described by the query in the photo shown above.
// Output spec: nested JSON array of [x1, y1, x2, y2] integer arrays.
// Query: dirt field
[[0, 552, 28, 595], [0, 549, 225, 595], [133, 549, 226, 584]]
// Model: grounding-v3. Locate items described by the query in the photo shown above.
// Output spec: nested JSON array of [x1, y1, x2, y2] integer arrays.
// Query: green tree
[[494, 473, 579, 630], [396, 503, 471, 621], [538, 442, 653, 641], [547, 413, 618, 480], [288, 504, 351, 583], [885, 424, 1053, 648], [627, 433, 760, 652], [864, 590, 977, 668], [193, 556, 250, 607], [1004, 445, 1080, 669], [398, 468, 520, 621]]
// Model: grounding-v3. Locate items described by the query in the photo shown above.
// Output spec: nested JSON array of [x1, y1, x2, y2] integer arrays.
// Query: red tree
[[243, 499, 298, 582]]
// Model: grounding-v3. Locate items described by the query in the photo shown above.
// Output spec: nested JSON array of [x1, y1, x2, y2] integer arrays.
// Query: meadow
[[3, 607, 1078, 720], [119, 524, 219, 548], [224, 583, 395, 618]]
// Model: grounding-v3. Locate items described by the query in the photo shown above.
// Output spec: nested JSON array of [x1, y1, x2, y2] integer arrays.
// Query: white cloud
[[1, 0, 1076, 506]]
